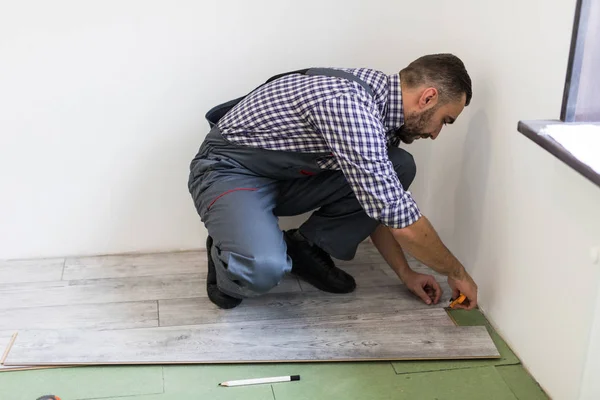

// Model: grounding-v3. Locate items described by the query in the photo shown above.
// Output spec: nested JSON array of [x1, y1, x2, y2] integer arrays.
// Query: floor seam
[[0, 299, 170, 312], [494, 365, 522, 400], [61, 258, 66, 280], [157, 300, 161, 327], [271, 384, 276, 400], [74, 391, 164, 400], [392, 361, 521, 375]]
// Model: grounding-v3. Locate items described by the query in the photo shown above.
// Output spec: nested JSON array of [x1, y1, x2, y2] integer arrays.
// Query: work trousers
[[188, 127, 416, 298]]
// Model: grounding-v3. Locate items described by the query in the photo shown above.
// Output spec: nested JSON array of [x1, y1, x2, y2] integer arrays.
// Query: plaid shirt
[[217, 68, 421, 229]]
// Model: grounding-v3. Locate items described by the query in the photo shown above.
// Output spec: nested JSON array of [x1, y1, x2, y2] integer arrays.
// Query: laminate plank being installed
[[164, 308, 456, 330], [1, 331, 67, 372], [158, 286, 450, 327], [5, 322, 499, 365], [0, 301, 158, 330]]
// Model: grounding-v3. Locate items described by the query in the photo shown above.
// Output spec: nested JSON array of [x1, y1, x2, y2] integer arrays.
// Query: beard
[[393, 106, 437, 144]]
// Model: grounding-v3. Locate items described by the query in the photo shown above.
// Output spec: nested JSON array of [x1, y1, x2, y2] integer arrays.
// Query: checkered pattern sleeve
[[308, 93, 421, 228]]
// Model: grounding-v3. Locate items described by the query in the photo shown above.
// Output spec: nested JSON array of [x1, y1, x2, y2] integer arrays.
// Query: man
[[188, 54, 478, 310]]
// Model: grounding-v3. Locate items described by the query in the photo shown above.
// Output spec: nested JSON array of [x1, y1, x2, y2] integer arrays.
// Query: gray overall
[[188, 68, 416, 299]]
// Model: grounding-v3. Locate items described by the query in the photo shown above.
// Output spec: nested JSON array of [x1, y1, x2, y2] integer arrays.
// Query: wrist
[[449, 265, 467, 280], [398, 267, 416, 282]]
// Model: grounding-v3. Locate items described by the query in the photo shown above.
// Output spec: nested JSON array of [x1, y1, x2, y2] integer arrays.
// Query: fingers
[[422, 277, 441, 305], [448, 278, 460, 300], [452, 287, 460, 300], [431, 279, 442, 304], [447, 274, 478, 310], [466, 296, 478, 310], [413, 285, 433, 305], [424, 286, 436, 304]]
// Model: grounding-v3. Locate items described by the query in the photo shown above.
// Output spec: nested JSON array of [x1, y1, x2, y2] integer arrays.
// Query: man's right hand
[[390, 217, 479, 310], [447, 273, 478, 310]]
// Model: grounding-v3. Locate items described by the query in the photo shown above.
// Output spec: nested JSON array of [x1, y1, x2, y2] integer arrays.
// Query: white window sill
[[518, 120, 600, 188]]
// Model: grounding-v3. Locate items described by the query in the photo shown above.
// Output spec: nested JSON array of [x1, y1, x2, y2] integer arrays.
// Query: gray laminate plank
[[63, 251, 207, 280], [158, 285, 451, 327], [5, 324, 499, 365], [0, 274, 206, 310], [171, 308, 455, 330], [335, 255, 385, 267], [0, 259, 65, 284], [159, 302, 455, 327], [347, 242, 418, 262], [408, 260, 446, 282], [0, 301, 158, 330], [64, 250, 299, 293], [380, 261, 447, 283]]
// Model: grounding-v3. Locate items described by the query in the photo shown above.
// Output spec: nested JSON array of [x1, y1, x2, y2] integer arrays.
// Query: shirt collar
[[385, 73, 404, 132]]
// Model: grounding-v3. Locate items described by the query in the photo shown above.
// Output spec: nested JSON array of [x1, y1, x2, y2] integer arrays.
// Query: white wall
[[0, 0, 482, 259], [580, 287, 600, 399], [405, 2, 600, 399], [1, 1, 597, 398], [0, 0, 419, 258]]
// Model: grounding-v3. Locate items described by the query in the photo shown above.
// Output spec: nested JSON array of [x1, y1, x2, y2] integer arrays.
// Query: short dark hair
[[400, 54, 472, 106]]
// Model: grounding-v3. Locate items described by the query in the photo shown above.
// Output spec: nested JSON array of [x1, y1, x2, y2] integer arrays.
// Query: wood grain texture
[[158, 285, 451, 327], [0, 258, 64, 284], [379, 260, 447, 283], [5, 324, 499, 365], [0, 274, 206, 310], [63, 251, 206, 280], [0, 242, 498, 367], [0, 301, 158, 330], [162, 307, 454, 329]]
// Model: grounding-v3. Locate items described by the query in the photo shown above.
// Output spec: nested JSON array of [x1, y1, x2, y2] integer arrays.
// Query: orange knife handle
[[449, 294, 467, 308]]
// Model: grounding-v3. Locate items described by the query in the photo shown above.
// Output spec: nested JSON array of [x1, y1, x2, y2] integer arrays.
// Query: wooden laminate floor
[[1, 242, 499, 367]]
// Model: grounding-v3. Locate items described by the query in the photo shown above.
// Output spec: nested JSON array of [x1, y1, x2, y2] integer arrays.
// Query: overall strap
[[205, 68, 374, 128], [305, 68, 374, 97]]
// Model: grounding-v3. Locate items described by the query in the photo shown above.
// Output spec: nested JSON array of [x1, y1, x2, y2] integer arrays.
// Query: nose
[[430, 125, 444, 140]]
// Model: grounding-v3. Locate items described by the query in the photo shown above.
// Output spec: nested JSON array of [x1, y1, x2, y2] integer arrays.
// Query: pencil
[[219, 375, 300, 387]]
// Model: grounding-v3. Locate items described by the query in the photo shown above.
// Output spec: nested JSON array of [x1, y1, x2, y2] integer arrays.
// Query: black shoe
[[284, 230, 356, 293], [206, 236, 243, 309]]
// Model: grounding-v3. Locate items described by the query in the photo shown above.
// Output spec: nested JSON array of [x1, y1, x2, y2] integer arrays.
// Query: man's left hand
[[402, 271, 442, 305]]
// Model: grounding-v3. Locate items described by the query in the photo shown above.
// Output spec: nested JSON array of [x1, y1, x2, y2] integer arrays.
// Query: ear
[[418, 87, 438, 109]]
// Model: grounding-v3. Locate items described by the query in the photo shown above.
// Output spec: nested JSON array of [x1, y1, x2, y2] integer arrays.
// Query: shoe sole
[[206, 235, 243, 309]]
